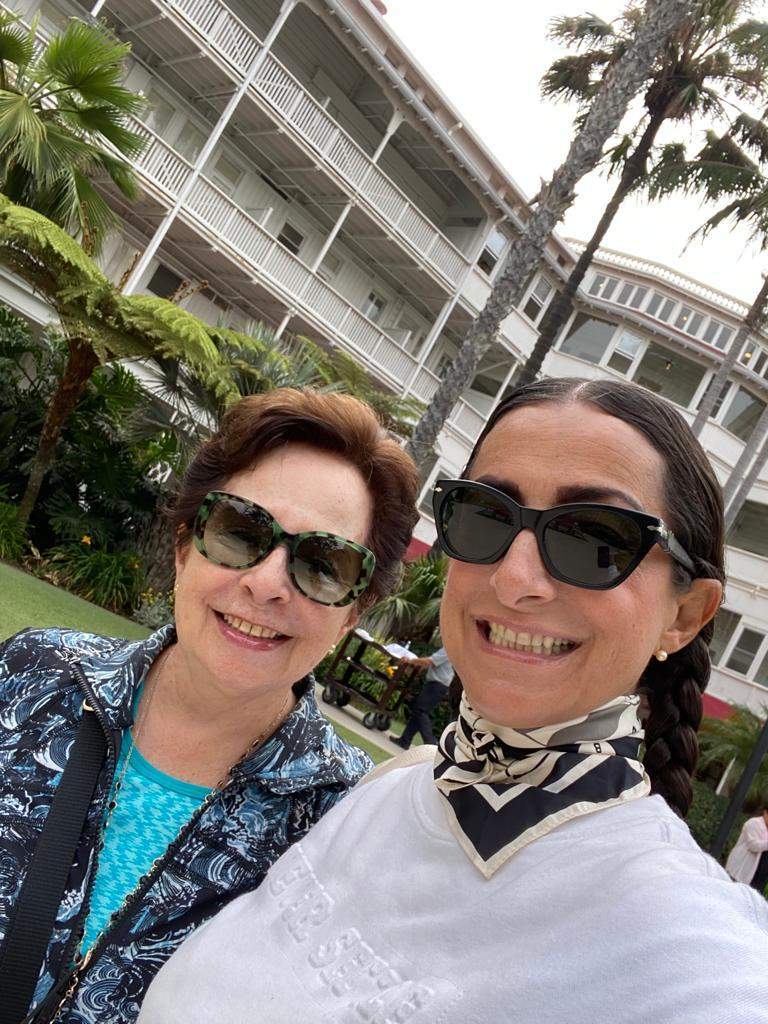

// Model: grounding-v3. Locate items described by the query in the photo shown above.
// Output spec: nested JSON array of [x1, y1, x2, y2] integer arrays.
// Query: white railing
[[410, 365, 486, 444], [158, 0, 469, 287], [126, 117, 420, 389]]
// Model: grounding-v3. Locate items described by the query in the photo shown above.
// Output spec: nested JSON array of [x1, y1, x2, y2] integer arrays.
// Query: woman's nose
[[237, 544, 293, 603], [490, 528, 558, 606]]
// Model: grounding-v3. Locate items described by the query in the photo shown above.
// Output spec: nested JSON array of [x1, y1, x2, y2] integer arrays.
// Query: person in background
[[727, 807, 768, 891], [0, 389, 419, 1024], [391, 647, 453, 749]]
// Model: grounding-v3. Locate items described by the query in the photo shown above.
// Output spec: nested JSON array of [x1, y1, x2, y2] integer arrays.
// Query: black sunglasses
[[432, 479, 695, 590], [193, 492, 376, 607]]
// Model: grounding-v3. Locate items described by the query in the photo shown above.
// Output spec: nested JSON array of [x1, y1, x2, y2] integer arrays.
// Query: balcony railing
[[128, 118, 421, 389], [154, 0, 469, 287]]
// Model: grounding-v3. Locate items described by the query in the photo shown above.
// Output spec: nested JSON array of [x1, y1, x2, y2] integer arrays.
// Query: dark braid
[[465, 377, 727, 819]]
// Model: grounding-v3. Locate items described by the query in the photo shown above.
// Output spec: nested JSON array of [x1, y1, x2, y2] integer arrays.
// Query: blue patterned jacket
[[0, 625, 372, 1023]]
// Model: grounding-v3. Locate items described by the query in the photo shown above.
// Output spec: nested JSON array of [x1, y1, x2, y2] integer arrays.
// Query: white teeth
[[486, 622, 576, 656], [222, 614, 281, 639]]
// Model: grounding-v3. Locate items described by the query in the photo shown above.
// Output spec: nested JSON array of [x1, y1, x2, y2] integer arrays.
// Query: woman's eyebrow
[[475, 475, 643, 512]]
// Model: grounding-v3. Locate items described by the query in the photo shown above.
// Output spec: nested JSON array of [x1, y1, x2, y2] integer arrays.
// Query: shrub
[[133, 588, 175, 629], [50, 542, 144, 613], [0, 500, 26, 562], [687, 777, 747, 861]]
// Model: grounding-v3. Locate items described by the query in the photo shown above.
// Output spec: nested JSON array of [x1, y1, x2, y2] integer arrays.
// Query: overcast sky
[[385, 1, 768, 305]]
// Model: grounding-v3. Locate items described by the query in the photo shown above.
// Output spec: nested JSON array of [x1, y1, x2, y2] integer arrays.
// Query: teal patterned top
[[82, 695, 211, 951]]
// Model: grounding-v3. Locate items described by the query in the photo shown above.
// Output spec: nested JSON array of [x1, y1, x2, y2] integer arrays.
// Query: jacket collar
[[73, 625, 364, 792]]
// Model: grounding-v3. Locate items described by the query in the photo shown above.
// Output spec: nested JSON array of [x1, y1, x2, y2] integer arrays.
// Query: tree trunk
[[516, 107, 669, 388], [139, 505, 177, 593], [405, 0, 695, 472], [722, 403, 768, 532], [17, 337, 99, 528], [692, 273, 768, 438]]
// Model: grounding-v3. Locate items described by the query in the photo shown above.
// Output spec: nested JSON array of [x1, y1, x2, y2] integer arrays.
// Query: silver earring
[[654, 649, 668, 662]]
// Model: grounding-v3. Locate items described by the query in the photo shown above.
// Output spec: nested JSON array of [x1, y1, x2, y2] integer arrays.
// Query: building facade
[[3, 0, 768, 716]]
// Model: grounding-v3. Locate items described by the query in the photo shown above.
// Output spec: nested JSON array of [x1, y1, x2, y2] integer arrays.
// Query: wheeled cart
[[321, 629, 420, 731]]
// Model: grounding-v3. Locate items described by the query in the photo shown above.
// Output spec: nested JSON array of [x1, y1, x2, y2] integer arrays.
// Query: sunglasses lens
[[202, 497, 273, 568], [438, 484, 515, 562], [544, 509, 642, 586], [293, 536, 366, 605]]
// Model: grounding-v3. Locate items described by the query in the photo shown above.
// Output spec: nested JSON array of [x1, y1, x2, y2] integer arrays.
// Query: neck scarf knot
[[434, 693, 650, 878]]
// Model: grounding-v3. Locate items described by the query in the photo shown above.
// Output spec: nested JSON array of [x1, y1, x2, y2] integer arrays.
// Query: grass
[[0, 561, 392, 762], [0, 562, 149, 642], [332, 720, 390, 765]]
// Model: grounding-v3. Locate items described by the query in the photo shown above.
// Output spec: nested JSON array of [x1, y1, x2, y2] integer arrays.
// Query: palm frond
[[0, 12, 35, 73], [548, 13, 615, 48], [729, 111, 768, 163], [540, 52, 609, 104], [37, 20, 143, 113]]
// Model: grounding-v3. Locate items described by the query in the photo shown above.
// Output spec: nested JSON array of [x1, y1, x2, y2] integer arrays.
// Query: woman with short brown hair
[[0, 388, 419, 1024]]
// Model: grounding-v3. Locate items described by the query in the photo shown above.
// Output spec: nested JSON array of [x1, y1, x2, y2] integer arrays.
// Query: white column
[[310, 111, 403, 273], [121, 0, 298, 294], [402, 215, 504, 397], [274, 310, 294, 339], [90, 0, 107, 14]]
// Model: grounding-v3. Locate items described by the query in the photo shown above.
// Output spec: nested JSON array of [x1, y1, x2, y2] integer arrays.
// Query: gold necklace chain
[[51, 664, 293, 1021]]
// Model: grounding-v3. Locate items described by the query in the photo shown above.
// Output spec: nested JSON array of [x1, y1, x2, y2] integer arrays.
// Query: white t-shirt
[[139, 764, 768, 1024], [726, 815, 768, 884]]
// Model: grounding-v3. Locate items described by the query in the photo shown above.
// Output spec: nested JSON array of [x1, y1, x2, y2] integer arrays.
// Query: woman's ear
[[661, 578, 723, 654]]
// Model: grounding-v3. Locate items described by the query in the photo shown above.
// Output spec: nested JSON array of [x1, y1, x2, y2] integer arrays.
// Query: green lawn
[[0, 561, 391, 762], [0, 562, 149, 642]]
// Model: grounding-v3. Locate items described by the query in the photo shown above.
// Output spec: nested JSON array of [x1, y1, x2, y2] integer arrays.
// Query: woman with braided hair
[[140, 377, 768, 1024]]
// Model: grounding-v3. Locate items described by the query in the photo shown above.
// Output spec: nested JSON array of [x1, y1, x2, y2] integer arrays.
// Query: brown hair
[[169, 389, 419, 610], [466, 377, 726, 819]]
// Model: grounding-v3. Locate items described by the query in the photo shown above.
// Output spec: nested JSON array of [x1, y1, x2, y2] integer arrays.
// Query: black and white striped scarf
[[434, 693, 650, 878]]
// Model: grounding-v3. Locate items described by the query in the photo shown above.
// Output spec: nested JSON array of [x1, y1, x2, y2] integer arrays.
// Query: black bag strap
[[0, 707, 107, 1024]]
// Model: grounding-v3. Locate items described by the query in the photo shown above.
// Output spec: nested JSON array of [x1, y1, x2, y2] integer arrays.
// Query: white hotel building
[[4, 0, 768, 717]]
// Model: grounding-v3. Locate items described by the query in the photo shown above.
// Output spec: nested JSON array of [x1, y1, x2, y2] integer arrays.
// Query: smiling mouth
[[478, 620, 580, 657], [218, 612, 289, 640]]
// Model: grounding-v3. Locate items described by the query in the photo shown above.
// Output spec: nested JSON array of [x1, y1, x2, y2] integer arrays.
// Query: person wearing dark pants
[[392, 647, 453, 748]]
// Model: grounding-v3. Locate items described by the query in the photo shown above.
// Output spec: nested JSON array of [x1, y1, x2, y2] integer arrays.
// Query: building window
[[728, 500, 768, 558], [709, 608, 741, 665], [702, 318, 734, 350], [398, 316, 427, 355], [144, 87, 175, 136], [433, 352, 454, 378], [175, 121, 206, 163], [696, 377, 732, 419], [277, 222, 304, 256], [317, 251, 342, 283], [740, 341, 768, 379], [147, 264, 183, 298], [645, 291, 677, 322], [612, 282, 648, 309], [558, 312, 616, 364], [674, 306, 704, 336], [607, 330, 643, 374], [588, 274, 619, 300], [755, 649, 768, 688], [720, 387, 766, 442], [362, 290, 387, 323], [726, 627, 766, 676], [210, 153, 242, 196], [477, 228, 508, 277], [522, 276, 553, 324], [632, 343, 706, 407]]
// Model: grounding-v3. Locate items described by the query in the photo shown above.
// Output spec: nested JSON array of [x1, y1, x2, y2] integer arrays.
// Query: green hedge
[[687, 778, 747, 860]]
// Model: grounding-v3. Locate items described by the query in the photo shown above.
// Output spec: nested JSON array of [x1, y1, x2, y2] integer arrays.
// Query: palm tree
[[647, 121, 768, 437], [645, 122, 768, 525], [362, 554, 447, 645], [516, 1, 768, 389], [699, 705, 768, 806], [723, 405, 768, 529], [0, 195, 255, 526], [405, 0, 696, 471], [0, 12, 146, 254]]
